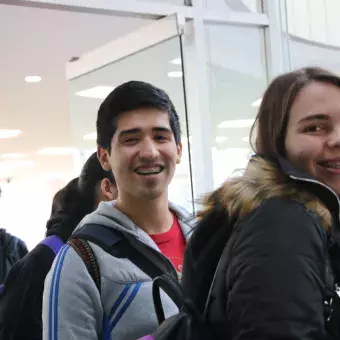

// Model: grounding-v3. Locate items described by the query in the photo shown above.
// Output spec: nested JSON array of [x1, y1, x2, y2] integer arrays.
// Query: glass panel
[[206, 0, 263, 13], [134, 0, 184, 4], [205, 23, 267, 188], [285, 0, 340, 72], [68, 37, 194, 212]]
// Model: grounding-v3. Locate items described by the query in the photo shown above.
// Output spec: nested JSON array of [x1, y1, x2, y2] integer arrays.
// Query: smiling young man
[[42, 81, 195, 340]]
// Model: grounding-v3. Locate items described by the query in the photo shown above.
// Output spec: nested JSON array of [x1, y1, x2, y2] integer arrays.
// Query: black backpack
[[138, 201, 233, 340], [68, 218, 230, 340]]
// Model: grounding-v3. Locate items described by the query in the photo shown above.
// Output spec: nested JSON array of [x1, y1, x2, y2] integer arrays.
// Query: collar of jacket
[[253, 154, 340, 225], [278, 156, 340, 218], [276, 156, 340, 247]]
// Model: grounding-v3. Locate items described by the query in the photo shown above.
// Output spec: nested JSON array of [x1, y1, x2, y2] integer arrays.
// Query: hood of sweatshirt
[[74, 201, 195, 251]]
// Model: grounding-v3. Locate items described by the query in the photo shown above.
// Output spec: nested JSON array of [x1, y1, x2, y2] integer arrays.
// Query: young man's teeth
[[136, 167, 162, 175]]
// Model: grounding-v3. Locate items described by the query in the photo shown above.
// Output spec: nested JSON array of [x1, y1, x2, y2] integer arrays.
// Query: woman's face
[[285, 81, 340, 194]]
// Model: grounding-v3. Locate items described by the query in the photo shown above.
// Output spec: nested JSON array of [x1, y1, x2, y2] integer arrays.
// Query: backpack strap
[[68, 224, 177, 292], [71, 223, 122, 252], [122, 230, 177, 279], [41, 235, 64, 255], [67, 237, 101, 293], [152, 274, 202, 325]]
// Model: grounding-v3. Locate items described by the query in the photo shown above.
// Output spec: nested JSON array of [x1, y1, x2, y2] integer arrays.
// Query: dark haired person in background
[[45, 152, 117, 242], [0, 229, 28, 285], [0, 153, 117, 340], [43, 81, 195, 340], [0, 186, 28, 285]]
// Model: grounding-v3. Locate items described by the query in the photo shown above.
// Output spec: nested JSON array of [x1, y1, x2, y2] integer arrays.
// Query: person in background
[[184, 67, 340, 339], [0, 152, 117, 340], [43, 81, 195, 340], [0, 186, 28, 284]]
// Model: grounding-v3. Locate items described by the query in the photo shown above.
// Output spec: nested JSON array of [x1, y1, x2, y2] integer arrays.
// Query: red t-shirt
[[149, 214, 186, 279]]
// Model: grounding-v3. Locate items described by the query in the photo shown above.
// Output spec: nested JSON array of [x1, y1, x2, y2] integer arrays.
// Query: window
[[204, 23, 267, 188]]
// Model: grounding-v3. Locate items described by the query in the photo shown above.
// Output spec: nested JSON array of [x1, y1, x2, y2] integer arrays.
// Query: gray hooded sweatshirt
[[42, 201, 195, 340]]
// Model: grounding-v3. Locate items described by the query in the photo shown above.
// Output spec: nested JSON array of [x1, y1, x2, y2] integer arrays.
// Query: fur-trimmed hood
[[201, 156, 336, 230]]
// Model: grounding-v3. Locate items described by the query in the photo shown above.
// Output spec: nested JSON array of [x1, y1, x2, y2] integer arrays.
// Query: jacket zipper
[[288, 175, 340, 219]]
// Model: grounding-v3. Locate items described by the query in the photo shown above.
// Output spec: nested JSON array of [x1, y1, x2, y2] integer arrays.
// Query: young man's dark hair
[[96, 80, 181, 151]]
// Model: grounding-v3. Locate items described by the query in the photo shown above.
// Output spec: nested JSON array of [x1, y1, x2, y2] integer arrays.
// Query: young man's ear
[[176, 142, 182, 164], [100, 178, 118, 201], [97, 146, 111, 171]]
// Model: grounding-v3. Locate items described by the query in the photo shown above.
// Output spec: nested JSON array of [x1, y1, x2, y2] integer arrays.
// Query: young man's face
[[99, 108, 182, 202]]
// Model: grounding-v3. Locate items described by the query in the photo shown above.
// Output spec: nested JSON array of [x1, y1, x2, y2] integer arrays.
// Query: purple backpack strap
[[41, 235, 64, 255]]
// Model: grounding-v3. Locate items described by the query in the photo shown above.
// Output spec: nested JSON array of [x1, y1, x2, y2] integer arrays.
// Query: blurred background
[[1, 0, 340, 249]]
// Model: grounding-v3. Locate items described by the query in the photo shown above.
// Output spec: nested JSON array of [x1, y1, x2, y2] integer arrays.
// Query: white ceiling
[[0, 3, 152, 180], [67, 25, 266, 150], [0, 1, 267, 183], [68, 37, 185, 146]]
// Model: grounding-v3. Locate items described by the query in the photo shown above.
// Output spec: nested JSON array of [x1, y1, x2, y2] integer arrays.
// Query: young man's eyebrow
[[152, 127, 172, 133], [118, 127, 172, 137], [118, 128, 141, 137]]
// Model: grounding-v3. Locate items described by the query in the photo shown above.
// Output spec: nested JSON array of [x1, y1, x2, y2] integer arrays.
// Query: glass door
[[66, 14, 194, 212]]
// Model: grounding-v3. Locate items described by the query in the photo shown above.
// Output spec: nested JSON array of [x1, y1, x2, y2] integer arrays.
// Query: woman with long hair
[[184, 67, 340, 339]]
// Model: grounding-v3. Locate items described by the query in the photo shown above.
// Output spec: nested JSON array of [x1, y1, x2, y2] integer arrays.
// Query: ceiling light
[[242, 136, 249, 142], [0, 130, 22, 138], [0, 160, 35, 177], [218, 119, 255, 128], [75, 86, 115, 99], [251, 97, 262, 107], [170, 57, 182, 65], [25, 76, 42, 83], [83, 132, 97, 140], [36, 147, 78, 156], [0, 160, 35, 168], [215, 136, 228, 143], [168, 71, 183, 78], [1, 153, 25, 159]]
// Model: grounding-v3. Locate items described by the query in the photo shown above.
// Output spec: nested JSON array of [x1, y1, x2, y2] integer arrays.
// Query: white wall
[[286, 0, 340, 47], [0, 177, 69, 250]]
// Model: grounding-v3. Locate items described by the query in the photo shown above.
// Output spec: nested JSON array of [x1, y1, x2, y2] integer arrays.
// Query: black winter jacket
[[0, 213, 75, 340], [0, 229, 28, 284], [0, 243, 57, 340], [184, 156, 340, 340]]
